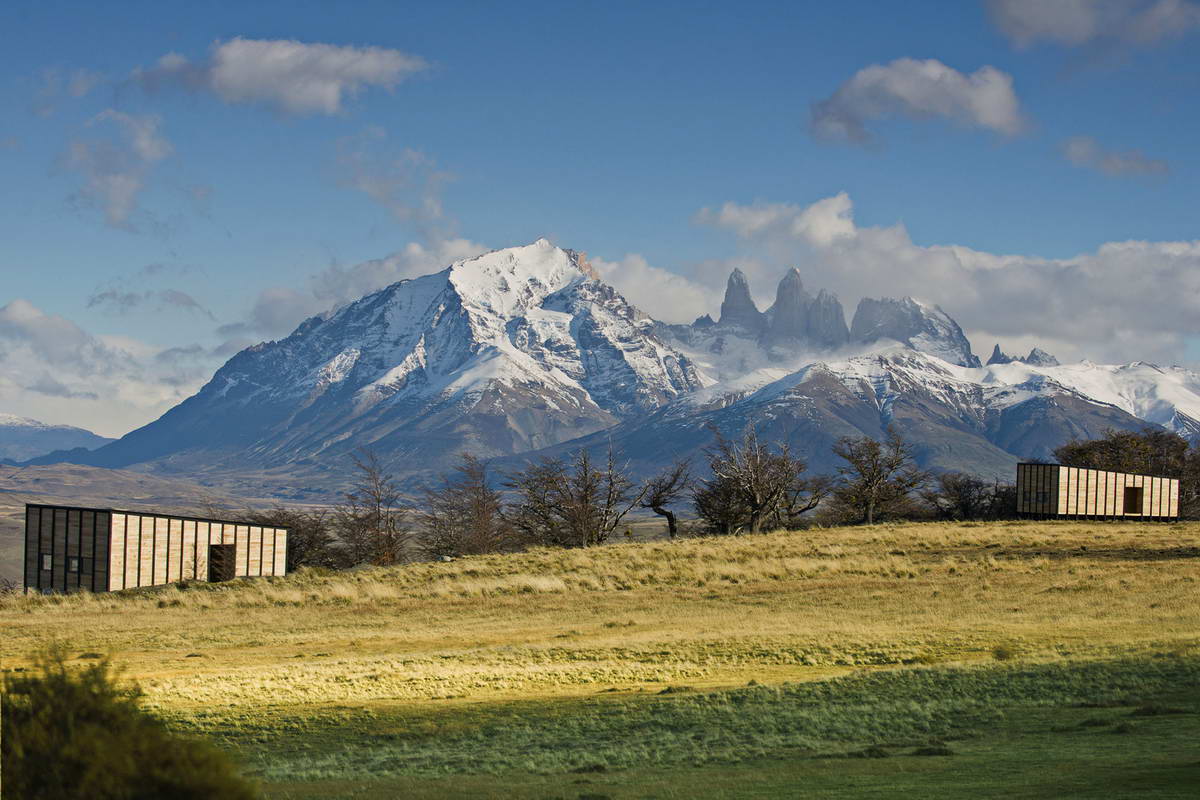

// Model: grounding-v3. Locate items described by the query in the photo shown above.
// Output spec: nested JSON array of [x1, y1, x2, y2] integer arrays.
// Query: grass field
[[2, 520, 1198, 798]]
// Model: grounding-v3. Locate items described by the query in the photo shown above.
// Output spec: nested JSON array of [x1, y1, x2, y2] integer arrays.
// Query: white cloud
[[1062, 135, 1169, 177], [988, 0, 1200, 48], [335, 127, 453, 237], [65, 110, 171, 230], [0, 300, 210, 436], [697, 193, 1200, 367], [134, 37, 427, 115], [695, 193, 856, 246], [810, 58, 1025, 144], [591, 253, 720, 324]]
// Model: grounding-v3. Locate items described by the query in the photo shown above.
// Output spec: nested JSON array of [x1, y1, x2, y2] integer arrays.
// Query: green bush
[[2, 646, 258, 800]]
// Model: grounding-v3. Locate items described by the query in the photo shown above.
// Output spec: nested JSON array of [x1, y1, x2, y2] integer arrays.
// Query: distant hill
[[0, 414, 114, 463]]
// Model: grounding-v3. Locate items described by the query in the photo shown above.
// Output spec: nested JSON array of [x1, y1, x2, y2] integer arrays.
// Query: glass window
[[41, 553, 52, 571], [68, 556, 80, 573]]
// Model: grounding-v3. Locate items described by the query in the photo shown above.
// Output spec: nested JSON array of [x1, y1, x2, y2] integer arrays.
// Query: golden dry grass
[[1, 520, 1197, 719]]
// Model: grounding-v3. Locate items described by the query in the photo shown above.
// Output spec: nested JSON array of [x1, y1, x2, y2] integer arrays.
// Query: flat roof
[[24, 503, 290, 531], [1016, 463, 1180, 482]]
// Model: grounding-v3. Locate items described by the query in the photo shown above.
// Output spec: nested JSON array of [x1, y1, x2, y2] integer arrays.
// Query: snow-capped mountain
[[987, 344, 1060, 367], [658, 270, 977, 377], [849, 296, 980, 368], [59, 241, 700, 475], [0, 414, 114, 463], [532, 346, 1196, 481], [25, 240, 1200, 492]]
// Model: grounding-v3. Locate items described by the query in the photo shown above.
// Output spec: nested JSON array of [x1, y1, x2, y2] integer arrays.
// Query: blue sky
[[2, 0, 1198, 435]]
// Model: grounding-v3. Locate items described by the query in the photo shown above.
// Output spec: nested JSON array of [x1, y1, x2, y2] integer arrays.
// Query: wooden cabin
[[1016, 463, 1180, 520], [23, 504, 288, 594]]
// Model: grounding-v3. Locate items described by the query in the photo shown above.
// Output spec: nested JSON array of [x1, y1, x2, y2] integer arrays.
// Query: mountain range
[[15, 240, 1200, 494], [0, 414, 114, 463]]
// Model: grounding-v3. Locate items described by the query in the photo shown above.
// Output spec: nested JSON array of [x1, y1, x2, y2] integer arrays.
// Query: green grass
[[163, 655, 1200, 797], [4, 521, 1198, 797]]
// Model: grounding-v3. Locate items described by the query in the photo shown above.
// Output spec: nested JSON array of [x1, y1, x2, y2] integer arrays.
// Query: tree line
[[250, 424, 1198, 570]]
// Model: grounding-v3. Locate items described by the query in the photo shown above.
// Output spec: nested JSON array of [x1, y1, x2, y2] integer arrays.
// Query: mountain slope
[[0, 415, 114, 463], [57, 241, 700, 476], [518, 347, 1174, 482]]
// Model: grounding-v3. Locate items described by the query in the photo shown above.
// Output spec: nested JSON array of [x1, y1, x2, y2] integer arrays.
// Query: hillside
[[2, 521, 1197, 798]]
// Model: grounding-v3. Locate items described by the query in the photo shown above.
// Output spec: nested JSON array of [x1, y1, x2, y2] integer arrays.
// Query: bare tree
[[640, 459, 691, 539], [774, 473, 834, 530], [694, 427, 826, 534], [505, 447, 645, 548], [830, 427, 928, 524], [335, 449, 411, 565], [419, 454, 510, 559], [692, 469, 746, 535], [920, 472, 991, 520], [244, 506, 339, 570]]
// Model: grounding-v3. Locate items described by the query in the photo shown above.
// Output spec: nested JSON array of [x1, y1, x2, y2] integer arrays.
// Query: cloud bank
[[811, 58, 1024, 144], [134, 37, 427, 115], [696, 192, 1200, 367], [0, 300, 211, 436]]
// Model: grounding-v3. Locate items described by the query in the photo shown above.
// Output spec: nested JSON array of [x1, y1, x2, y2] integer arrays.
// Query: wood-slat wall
[[1017, 464, 1180, 520], [105, 510, 287, 592]]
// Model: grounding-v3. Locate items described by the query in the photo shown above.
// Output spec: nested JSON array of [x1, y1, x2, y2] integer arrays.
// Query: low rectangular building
[[1016, 463, 1180, 520], [23, 504, 288, 594]]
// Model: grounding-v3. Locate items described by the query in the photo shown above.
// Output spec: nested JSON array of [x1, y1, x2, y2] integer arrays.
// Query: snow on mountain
[[33, 241, 1197, 491], [0, 415, 115, 462], [980, 360, 1200, 439], [0, 413, 43, 428], [65, 240, 702, 475], [986, 344, 1060, 367], [849, 296, 980, 368], [543, 344, 1191, 483]]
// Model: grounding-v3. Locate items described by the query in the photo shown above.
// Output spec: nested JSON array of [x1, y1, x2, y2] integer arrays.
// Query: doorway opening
[[208, 543, 236, 582], [1123, 486, 1144, 515]]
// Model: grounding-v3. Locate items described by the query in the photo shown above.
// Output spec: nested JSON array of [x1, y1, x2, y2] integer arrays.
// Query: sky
[[1, 0, 1198, 437]]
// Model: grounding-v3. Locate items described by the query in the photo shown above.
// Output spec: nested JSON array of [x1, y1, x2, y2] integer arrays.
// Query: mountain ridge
[[16, 240, 1199, 494]]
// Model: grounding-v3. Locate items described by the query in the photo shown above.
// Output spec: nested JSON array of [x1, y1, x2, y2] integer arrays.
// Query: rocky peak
[[1024, 347, 1059, 367], [766, 268, 812, 340], [850, 296, 980, 368], [718, 268, 765, 331], [987, 343, 1059, 367], [806, 289, 851, 349], [987, 344, 1014, 365]]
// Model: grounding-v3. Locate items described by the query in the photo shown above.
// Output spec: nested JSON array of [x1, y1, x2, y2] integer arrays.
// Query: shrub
[[992, 643, 1018, 661], [2, 646, 258, 799]]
